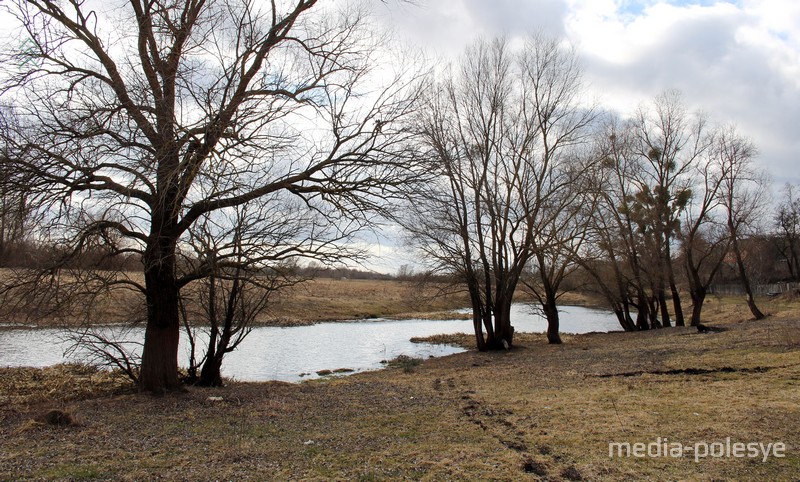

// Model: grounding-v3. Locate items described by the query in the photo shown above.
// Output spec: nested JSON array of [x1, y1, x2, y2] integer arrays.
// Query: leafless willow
[[403, 35, 595, 349], [716, 125, 769, 320]]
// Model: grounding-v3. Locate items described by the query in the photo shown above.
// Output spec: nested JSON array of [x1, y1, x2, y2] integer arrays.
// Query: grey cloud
[[372, 0, 567, 51], [460, 0, 567, 37], [582, 10, 799, 185], [374, 1, 798, 186]]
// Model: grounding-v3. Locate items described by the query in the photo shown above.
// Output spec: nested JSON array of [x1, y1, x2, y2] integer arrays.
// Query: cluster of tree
[[579, 103, 770, 329], [295, 262, 394, 281], [774, 184, 800, 281], [0, 1, 795, 393], [402, 38, 789, 349], [401, 36, 595, 349]]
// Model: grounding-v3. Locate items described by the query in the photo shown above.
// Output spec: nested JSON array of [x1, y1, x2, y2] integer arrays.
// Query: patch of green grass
[[40, 464, 104, 480]]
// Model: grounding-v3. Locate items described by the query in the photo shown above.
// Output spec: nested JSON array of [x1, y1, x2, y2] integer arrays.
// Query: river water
[[0, 304, 620, 382]]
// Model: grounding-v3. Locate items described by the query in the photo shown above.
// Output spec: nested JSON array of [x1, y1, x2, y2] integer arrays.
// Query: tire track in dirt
[[431, 374, 577, 479]]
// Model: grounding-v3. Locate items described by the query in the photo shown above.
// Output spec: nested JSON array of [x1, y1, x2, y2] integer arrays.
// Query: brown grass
[[265, 278, 471, 324], [1, 305, 798, 480], [1, 275, 473, 328]]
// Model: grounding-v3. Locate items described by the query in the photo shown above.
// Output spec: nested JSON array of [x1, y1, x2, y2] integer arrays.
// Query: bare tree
[[774, 183, 800, 280], [0, 0, 423, 392], [180, 199, 355, 386], [678, 135, 730, 325], [404, 36, 593, 349], [521, 166, 596, 344], [0, 107, 33, 265], [405, 38, 521, 351], [716, 125, 768, 320], [627, 91, 711, 327], [515, 34, 597, 344], [582, 117, 652, 331]]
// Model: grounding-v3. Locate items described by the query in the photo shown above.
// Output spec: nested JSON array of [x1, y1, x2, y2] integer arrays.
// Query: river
[[0, 304, 620, 382]]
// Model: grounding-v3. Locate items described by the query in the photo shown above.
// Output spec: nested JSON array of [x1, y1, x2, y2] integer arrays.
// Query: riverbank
[[1, 315, 798, 480], [0, 277, 465, 329], [0, 276, 606, 329]]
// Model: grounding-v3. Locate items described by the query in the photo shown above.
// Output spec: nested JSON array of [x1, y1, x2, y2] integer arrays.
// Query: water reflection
[[0, 304, 620, 382]]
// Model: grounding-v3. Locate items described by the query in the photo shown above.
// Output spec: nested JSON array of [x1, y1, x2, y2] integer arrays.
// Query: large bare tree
[[0, 0, 422, 392], [404, 36, 593, 349], [678, 133, 731, 326], [515, 35, 597, 344]]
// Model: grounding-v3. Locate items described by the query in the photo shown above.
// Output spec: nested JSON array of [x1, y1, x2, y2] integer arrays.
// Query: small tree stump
[[34, 409, 74, 426]]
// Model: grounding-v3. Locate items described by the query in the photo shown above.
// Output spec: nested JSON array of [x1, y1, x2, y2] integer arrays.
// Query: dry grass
[[1, 276, 472, 328], [1, 309, 799, 480], [265, 278, 471, 324]]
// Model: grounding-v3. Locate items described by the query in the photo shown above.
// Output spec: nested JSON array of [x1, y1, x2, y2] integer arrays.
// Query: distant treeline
[[0, 240, 412, 281], [0, 233, 796, 286]]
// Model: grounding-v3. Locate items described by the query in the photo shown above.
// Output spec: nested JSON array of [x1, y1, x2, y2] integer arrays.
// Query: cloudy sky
[[374, 0, 799, 188], [357, 0, 800, 272]]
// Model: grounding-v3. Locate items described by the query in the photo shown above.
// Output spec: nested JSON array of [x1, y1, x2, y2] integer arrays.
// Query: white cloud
[[381, 1, 799, 187], [564, 1, 799, 186], [372, 0, 566, 57]]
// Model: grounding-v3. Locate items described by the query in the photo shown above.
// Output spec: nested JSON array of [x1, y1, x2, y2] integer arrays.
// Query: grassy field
[[1, 295, 798, 480], [0, 276, 478, 328], [1, 270, 610, 328], [266, 278, 473, 324]]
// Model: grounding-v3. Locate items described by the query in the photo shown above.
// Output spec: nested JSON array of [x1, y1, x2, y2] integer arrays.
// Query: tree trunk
[[664, 242, 684, 326], [689, 286, 706, 326], [493, 298, 514, 349], [615, 309, 635, 332], [139, 240, 182, 393], [618, 298, 635, 332], [685, 252, 704, 327], [636, 306, 650, 330], [543, 298, 562, 344], [139, 283, 181, 392], [668, 279, 684, 326], [647, 296, 660, 328], [614, 279, 635, 331], [199, 353, 224, 387], [635, 290, 650, 330], [730, 230, 765, 320], [612, 309, 625, 330], [197, 318, 224, 387], [657, 287, 671, 328], [743, 288, 764, 320], [472, 306, 487, 351]]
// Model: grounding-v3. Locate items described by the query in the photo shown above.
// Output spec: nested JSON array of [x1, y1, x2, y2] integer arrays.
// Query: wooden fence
[[709, 282, 800, 297]]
